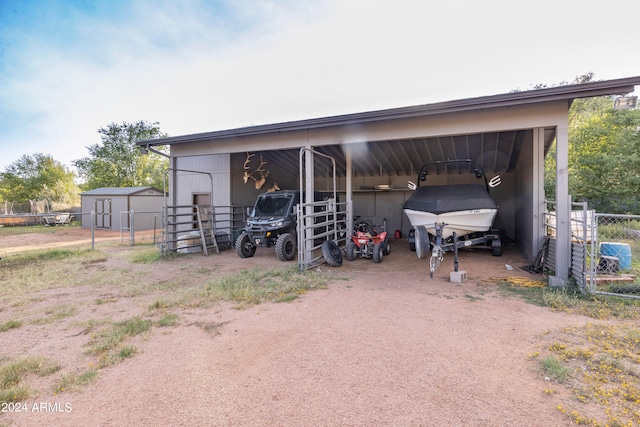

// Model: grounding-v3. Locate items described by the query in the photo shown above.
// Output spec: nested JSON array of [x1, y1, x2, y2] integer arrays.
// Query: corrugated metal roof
[[80, 187, 163, 196]]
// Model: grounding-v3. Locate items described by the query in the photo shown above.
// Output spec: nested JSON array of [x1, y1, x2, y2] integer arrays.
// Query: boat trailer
[[412, 222, 502, 278]]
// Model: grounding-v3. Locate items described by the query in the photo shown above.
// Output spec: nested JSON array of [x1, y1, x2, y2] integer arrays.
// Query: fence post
[[91, 210, 95, 250], [130, 210, 135, 246]]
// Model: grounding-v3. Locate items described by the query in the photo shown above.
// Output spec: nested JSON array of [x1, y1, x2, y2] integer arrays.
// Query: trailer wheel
[[414, 226, 430, 259], [275, 233, 296, 261], [235, 232, 256, 258], [322, 240, 343, 267], [408, 228, 416, 251], [492, 237, 502, 257]]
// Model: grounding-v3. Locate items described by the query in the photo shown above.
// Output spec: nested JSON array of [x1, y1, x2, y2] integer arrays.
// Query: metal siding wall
[[80, 196, 97, 228], [129, 196, 164, 230], [111, 197, 129, 230], [173, 155, 231, 234], [175, 155, 230, 205]]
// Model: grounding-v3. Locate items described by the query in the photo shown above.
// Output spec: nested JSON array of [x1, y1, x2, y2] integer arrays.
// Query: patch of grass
[[540, 355, 571, 383], [194, 266, 330, 308], [129, 247, 164, 263], [96, 346, 138, 368], [0, 385, 31, 404], [464, 293, 483, 302], [0, 248, 108, 305], [502, 276, 640, 425], [0, 224, 80, 237], [156, 314, 179, 327], [32, 304, 77, 324], [53, 369, 99, 394], [0, 319, 22, 332], [148, 299, 171, 310], [493, 278, 547, 305], [494, 277, 640, 320], [543, 322, 640, 426], [86, 316, 152, 359], [0, 356, 61, 404], [541, 286, 640, 320], [75, 319, 107, 335], [3, 248, 89, 263]]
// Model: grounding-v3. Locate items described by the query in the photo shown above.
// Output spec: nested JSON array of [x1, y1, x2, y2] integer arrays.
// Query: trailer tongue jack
[[428, 222, 502, 279]]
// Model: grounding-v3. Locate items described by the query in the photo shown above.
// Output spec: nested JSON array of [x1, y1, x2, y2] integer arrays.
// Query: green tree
[[73, 121, 169, 190], [0, 153, 79, 208], [568, 103, 640, 213], [541, 73, 640, 213]]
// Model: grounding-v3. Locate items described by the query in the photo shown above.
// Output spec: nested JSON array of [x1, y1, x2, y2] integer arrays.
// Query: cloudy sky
[[1, 0, 639, 172]]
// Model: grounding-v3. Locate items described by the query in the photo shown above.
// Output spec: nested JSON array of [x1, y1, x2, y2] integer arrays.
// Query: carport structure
[[139, 76, 640, 286]]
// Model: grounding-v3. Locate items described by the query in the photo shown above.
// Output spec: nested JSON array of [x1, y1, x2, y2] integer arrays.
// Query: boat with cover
[[403, 159, 498, 239]]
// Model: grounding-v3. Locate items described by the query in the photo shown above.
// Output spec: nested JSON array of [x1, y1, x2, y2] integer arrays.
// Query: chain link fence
[[589, 214, 640, 298]]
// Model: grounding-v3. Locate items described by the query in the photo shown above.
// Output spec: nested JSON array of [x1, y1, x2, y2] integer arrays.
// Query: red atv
[[344, 222, 390, 263]]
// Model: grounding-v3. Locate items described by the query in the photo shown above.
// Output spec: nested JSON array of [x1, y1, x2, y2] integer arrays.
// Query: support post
[[551, 121, 571, 287]]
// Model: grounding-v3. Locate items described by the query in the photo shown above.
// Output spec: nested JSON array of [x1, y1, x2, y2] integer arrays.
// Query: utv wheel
[[276, 233, 296, 261], [321, 240, 343, 267], [345, 241, 357, 261], [372, 243, 383, 263], [414, 226, 430, 259], [235, 232, 256, 258]]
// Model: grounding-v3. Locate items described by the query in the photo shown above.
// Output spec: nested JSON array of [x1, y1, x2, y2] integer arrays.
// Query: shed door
[[95, 198, 112, 229]]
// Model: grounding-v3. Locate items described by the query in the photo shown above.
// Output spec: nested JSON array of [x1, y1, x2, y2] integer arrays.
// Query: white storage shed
[[80, 187, 164, 231]]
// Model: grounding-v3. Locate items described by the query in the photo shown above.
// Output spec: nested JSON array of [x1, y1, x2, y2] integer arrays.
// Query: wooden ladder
[[195, 205, 219, 255]]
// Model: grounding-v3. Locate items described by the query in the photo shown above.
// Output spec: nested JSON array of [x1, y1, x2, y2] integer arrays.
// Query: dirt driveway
[[1, 230, 585, 426]]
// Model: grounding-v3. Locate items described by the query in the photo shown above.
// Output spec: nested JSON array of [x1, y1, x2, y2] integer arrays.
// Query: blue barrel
[[600, 242, 632, 270]]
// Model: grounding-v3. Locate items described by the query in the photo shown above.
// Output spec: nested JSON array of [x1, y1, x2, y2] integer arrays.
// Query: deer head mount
[[242, 152, 270, 190], [266, 182, 280, 193]]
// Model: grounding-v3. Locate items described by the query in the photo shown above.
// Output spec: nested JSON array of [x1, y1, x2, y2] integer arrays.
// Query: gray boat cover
[[403, 184, 497, 215]]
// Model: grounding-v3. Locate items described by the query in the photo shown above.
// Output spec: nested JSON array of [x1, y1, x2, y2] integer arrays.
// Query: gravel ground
[[1, 229, 586, 426]]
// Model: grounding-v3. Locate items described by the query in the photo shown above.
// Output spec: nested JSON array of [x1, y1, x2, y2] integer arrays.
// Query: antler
[[243, 152, 255, 184], [242, 152, 271, 188], [254, 154, 269, 189]]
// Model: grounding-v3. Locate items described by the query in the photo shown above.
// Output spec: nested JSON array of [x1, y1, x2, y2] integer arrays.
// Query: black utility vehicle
[[235, 190, 341, 262]]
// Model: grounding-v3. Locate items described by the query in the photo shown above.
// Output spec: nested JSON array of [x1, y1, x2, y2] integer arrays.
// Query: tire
[[414, 226, 430, 259], [275, 233, 296, 261], [372, 243, 383, 263], [345, 241, 357, 261], [492, 237, 502, 257], [321, 240, 343, 267], [383, 240, 391, 255], [408, 228, 416, 251], [235, 231, 256, 258]]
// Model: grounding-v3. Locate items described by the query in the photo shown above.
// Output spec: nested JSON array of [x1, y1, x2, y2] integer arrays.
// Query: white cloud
[[1, 0, 639, 171]]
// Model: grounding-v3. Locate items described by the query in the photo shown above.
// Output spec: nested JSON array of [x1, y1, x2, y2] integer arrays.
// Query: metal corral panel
[[545, 238, 586, 285], [546, 238, 557, 272], [571, 241, 586, 286]]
